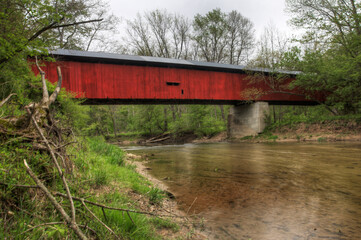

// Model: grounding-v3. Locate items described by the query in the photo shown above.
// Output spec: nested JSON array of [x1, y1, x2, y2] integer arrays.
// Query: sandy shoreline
[[125, 153, 208, 239]]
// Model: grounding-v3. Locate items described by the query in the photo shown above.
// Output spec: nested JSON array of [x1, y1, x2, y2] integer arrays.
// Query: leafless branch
[[55, 192, 186, 218], [26, 107, 76, 223], [0, 93, 16, 108], [0, 182, 40, 189], [28, 19, 103, 43], [55, 141, 77, 150], [81, 199, 119, 239], [35, 57, 49, 103], [49, 67, 63, 105], [23, 160, 87, 240]]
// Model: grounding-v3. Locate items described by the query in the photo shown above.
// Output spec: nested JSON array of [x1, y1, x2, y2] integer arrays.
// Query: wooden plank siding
[[30, 59, 316, 105]]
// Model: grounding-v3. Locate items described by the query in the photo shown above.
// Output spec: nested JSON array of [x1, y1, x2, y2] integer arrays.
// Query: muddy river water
[[125, 142, 361, 239]]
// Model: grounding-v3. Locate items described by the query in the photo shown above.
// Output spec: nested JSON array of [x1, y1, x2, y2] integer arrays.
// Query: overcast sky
[[108, 0, 294, 37]]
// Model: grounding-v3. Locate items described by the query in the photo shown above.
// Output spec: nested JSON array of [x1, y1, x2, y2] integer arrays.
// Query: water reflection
[[127, 142, 361, 239]]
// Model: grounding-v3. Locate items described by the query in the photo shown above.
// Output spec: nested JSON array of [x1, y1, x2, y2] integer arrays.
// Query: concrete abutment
[[227, 102, 270, 139]]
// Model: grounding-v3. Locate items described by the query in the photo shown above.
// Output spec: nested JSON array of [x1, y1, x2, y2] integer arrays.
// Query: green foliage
[[0, 141, 54, 201], [133, 105, 167, 135], [264, 105, 361, 132], [87, 136, 125, 166], [81, 105, 229, 138], [1, 135, 177, 239], [174, 105, 228, 137], [150, 217, 180, 232], [148, 187, 165, 205], [285, 0, 361, 114], [193, 8, 228, 62], [94, 169, 108, 187], [240, 135, 254, 140], [70, 137, 172, 239]]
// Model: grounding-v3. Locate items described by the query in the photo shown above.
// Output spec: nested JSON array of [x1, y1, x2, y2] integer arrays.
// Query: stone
[[227, 102, 270, 138]]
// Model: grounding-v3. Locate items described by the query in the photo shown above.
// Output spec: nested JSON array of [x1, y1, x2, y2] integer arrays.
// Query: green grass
[[1, 136, 178, 239], [70, 137, 172, 239], [240, 135, 254, 140]]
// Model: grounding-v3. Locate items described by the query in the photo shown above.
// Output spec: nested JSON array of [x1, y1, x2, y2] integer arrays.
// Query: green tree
[[286, 0, 361, 114], [193, 8, 228, 63], [0, 0, 107, 102]]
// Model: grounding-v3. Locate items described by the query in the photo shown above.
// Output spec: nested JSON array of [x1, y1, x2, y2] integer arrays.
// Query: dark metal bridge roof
[[49, 49, 300, 76]]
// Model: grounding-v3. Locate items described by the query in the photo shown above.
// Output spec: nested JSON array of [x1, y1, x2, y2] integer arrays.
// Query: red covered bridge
[[32, 49, 316, 106], [32, 49, 318, 137]]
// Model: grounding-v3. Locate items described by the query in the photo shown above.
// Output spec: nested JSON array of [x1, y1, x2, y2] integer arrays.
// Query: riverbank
[[125, 153, 207, 239], [110, 121, 361, 146], [1, 136, 206, 239], [81, 138, 207, 239], [238, 120, 361, 143], [108, 131, 228, 146]]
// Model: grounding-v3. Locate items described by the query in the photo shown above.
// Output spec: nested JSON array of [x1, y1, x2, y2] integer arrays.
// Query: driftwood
[[146, 136, 170, 143], [145, 133, 170, 143]]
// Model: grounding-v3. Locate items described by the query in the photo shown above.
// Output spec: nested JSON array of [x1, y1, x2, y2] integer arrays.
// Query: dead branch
[[55, 141, 77, 150], [32, 143, 48, 151], [145, 133, 171, 143], [81, 199, 119, 239], [0, 93, 16, 108], [126, 211, 135, 225], [49, 66, 63, 105], [26, 107, 76, 223], [78, 224, 98, 239], [28, 19, 103, 43], [55, 192, 186, 218], [146, 133, 169, 142], [35, 57, 49, 104], [186, 197, 197, 215], [0, 182, 40, 189], [101, 208, 108, 222], [146, 136, 170, 143], [23, 160, 88, 240]]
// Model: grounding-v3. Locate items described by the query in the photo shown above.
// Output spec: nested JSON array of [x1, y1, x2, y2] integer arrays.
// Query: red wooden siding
[[30, 60, 314, 104]]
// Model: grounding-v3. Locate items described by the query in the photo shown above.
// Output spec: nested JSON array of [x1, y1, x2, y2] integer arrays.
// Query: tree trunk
[[219, 105, 225, 121], [108, 106, 118, 137], [163, 106, 168, 132]]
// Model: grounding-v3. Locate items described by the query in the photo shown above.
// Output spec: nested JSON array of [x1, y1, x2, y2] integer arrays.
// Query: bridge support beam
[[227, 102, 270, 139]]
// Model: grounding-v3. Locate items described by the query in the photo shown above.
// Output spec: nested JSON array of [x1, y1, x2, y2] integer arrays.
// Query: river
[[124, 142, 361, 240]]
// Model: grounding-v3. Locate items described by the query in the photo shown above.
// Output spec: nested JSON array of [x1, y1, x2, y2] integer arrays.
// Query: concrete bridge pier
[[227, 102, 270, 139]]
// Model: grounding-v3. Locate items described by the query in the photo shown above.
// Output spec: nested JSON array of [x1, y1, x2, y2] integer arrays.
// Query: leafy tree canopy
[[285, 0, 361, 114]]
